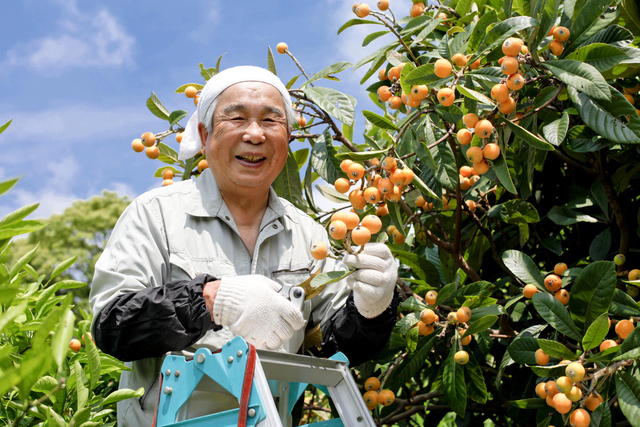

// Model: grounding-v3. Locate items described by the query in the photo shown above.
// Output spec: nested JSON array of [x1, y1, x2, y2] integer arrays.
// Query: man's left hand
[[342, 243, 397, 318]]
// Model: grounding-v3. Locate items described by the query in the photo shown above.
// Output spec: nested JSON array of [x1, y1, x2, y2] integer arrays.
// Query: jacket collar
[[185, 170, 287, 220]]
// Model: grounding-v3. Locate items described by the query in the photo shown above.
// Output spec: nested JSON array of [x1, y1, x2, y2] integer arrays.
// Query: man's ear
[[198, 122, 208, 151]]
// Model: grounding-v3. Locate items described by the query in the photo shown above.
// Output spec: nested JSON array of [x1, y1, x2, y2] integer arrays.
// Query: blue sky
[[0, 0, 414, 219]]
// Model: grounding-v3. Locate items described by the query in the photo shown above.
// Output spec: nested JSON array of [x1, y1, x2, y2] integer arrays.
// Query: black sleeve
[[318, 290, 400, 366], [94, 274, 221, 361]]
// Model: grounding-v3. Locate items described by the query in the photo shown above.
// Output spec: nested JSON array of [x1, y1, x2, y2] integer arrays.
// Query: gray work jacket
[[89, 171, 350, 426]]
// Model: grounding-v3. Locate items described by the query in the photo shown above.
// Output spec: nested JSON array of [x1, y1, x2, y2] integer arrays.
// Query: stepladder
[[152, 336, 377, 427]]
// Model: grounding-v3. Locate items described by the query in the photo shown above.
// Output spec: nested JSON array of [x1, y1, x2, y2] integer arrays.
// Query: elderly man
[[90, 66, 398, 426]]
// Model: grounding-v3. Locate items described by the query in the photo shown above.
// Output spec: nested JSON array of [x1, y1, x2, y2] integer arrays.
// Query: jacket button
[[272, 224, 278, 229], [225, 216, 230, 220]]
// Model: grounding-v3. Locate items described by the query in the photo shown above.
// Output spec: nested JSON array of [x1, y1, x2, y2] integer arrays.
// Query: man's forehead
[[215, 82, 286, 112]]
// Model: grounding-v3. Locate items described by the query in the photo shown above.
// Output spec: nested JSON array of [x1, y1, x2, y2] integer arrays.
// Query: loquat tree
[[129, 0, 640, 425]]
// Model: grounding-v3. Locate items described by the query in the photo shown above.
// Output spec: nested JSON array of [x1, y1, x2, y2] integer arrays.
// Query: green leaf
[[51, 305, 75, 370], [582, 313, 610, 351], [436, 282, 458, 306], [362, 110, 397, 130], [335, 148, 388, 161], [435, 142, 458, 190], [84, 327, 101, 391], [273, 148, 305, 208], [491, 148, 518, 194], [472, 16, 539, 61], [387, 202, 405, 237], [532, 293, 582, 341], [362, 30, 390, 47], [390, 249, 442, 287], [305, 61, 353, 86], [610, 289, 640, 317], [337, 19, 382, 34], [468, 10, 498, 53], [457, 85, 495, 106], [310, 130, 342, 184], [541, 60, 610, 101], [399, 62, 417, 99], [507, 336, 539, 364], [590, 402, 613, 427], [542, 112, 569, 146], [509, 398, 548, 409], [48, 256, 77, 284], [0, 300, 27, 333], [537, 339, 577, 360], [404, 64, 441, 87], [101, 387, 146, 406], [532, 0, 561, 51], [146, 92, 170, 121], [465, 353, 488, 404], [70, 407, 91, 426], [548, 205, 598, 225], [9, 243, 38, 279], [306, 270, 353, 301], [464, 315, 498, 337], [200, 62, 218, 81], [589, 227, 612, 261], [386, 335, 437, 391], [412, 17, 444, 46], [570, 0, 619, 47], [503, 119, 555, 151], [75, 360, 89, 408], [412, 174, 439, 200], [0, 119, 12, 135], [616, 372, 640, 427], [443, 343, 467, 417], [303, 87, 355, 126], [619, 0, 640, 36], [44, 405, 66, 427], [267, 46, 277, 75], [529, 364, 570, 378], [0, 177, 19, 197], [568, 86, 640, 144], [174, 83, 204, 93], [314, 184, 348, 204], [566, 43, 627, 73], [502, 250, 545, 290], [168, 110, 189, 127], [568, 261, 616, 333]]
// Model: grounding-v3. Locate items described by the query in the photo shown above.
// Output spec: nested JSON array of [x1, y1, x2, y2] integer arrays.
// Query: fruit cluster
[[522, 262, 570, 305], [533, 360, 599, 427], [414, 291, 475, 365], [547, 26, 571, 56], [362, 376, 395, 410]]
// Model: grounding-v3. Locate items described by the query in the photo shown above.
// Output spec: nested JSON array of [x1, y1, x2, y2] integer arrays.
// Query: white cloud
[[189, 1, 223, 42], [106, 182, 138, 200], [2, 4, 134, 71], [1, 156, 82, 220], [10, 188, 79, 220]]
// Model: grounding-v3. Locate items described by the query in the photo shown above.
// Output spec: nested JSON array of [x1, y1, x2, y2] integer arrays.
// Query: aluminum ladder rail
[[154, 336, 376, 427]]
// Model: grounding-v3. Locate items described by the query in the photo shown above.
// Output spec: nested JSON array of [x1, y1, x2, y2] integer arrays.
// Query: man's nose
[[242, 120, 266, 144]]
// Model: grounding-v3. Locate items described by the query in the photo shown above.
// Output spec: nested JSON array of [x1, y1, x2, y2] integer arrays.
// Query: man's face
[[199, 82, 290, 196]]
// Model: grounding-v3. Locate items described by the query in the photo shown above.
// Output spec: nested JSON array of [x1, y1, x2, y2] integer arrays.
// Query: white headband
[[178, 65, 293, 160]]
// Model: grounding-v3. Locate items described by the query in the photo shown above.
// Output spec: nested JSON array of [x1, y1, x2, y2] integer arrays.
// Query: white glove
[[212, 275, 305, 350], [342, 243, 397, 318]]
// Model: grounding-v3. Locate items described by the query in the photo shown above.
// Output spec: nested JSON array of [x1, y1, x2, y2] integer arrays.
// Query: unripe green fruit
[[628, 285, 639, 298], [614, 254, 626, 266]]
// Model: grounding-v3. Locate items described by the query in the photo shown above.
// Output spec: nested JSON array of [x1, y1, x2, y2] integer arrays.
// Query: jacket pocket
[[169, 252, 237, 282]]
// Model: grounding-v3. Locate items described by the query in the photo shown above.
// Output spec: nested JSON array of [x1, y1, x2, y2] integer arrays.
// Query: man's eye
[[231, 117, 244, 121]]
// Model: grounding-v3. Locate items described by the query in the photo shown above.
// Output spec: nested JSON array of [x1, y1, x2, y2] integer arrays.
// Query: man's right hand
[[207, 275, 305, 350]]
